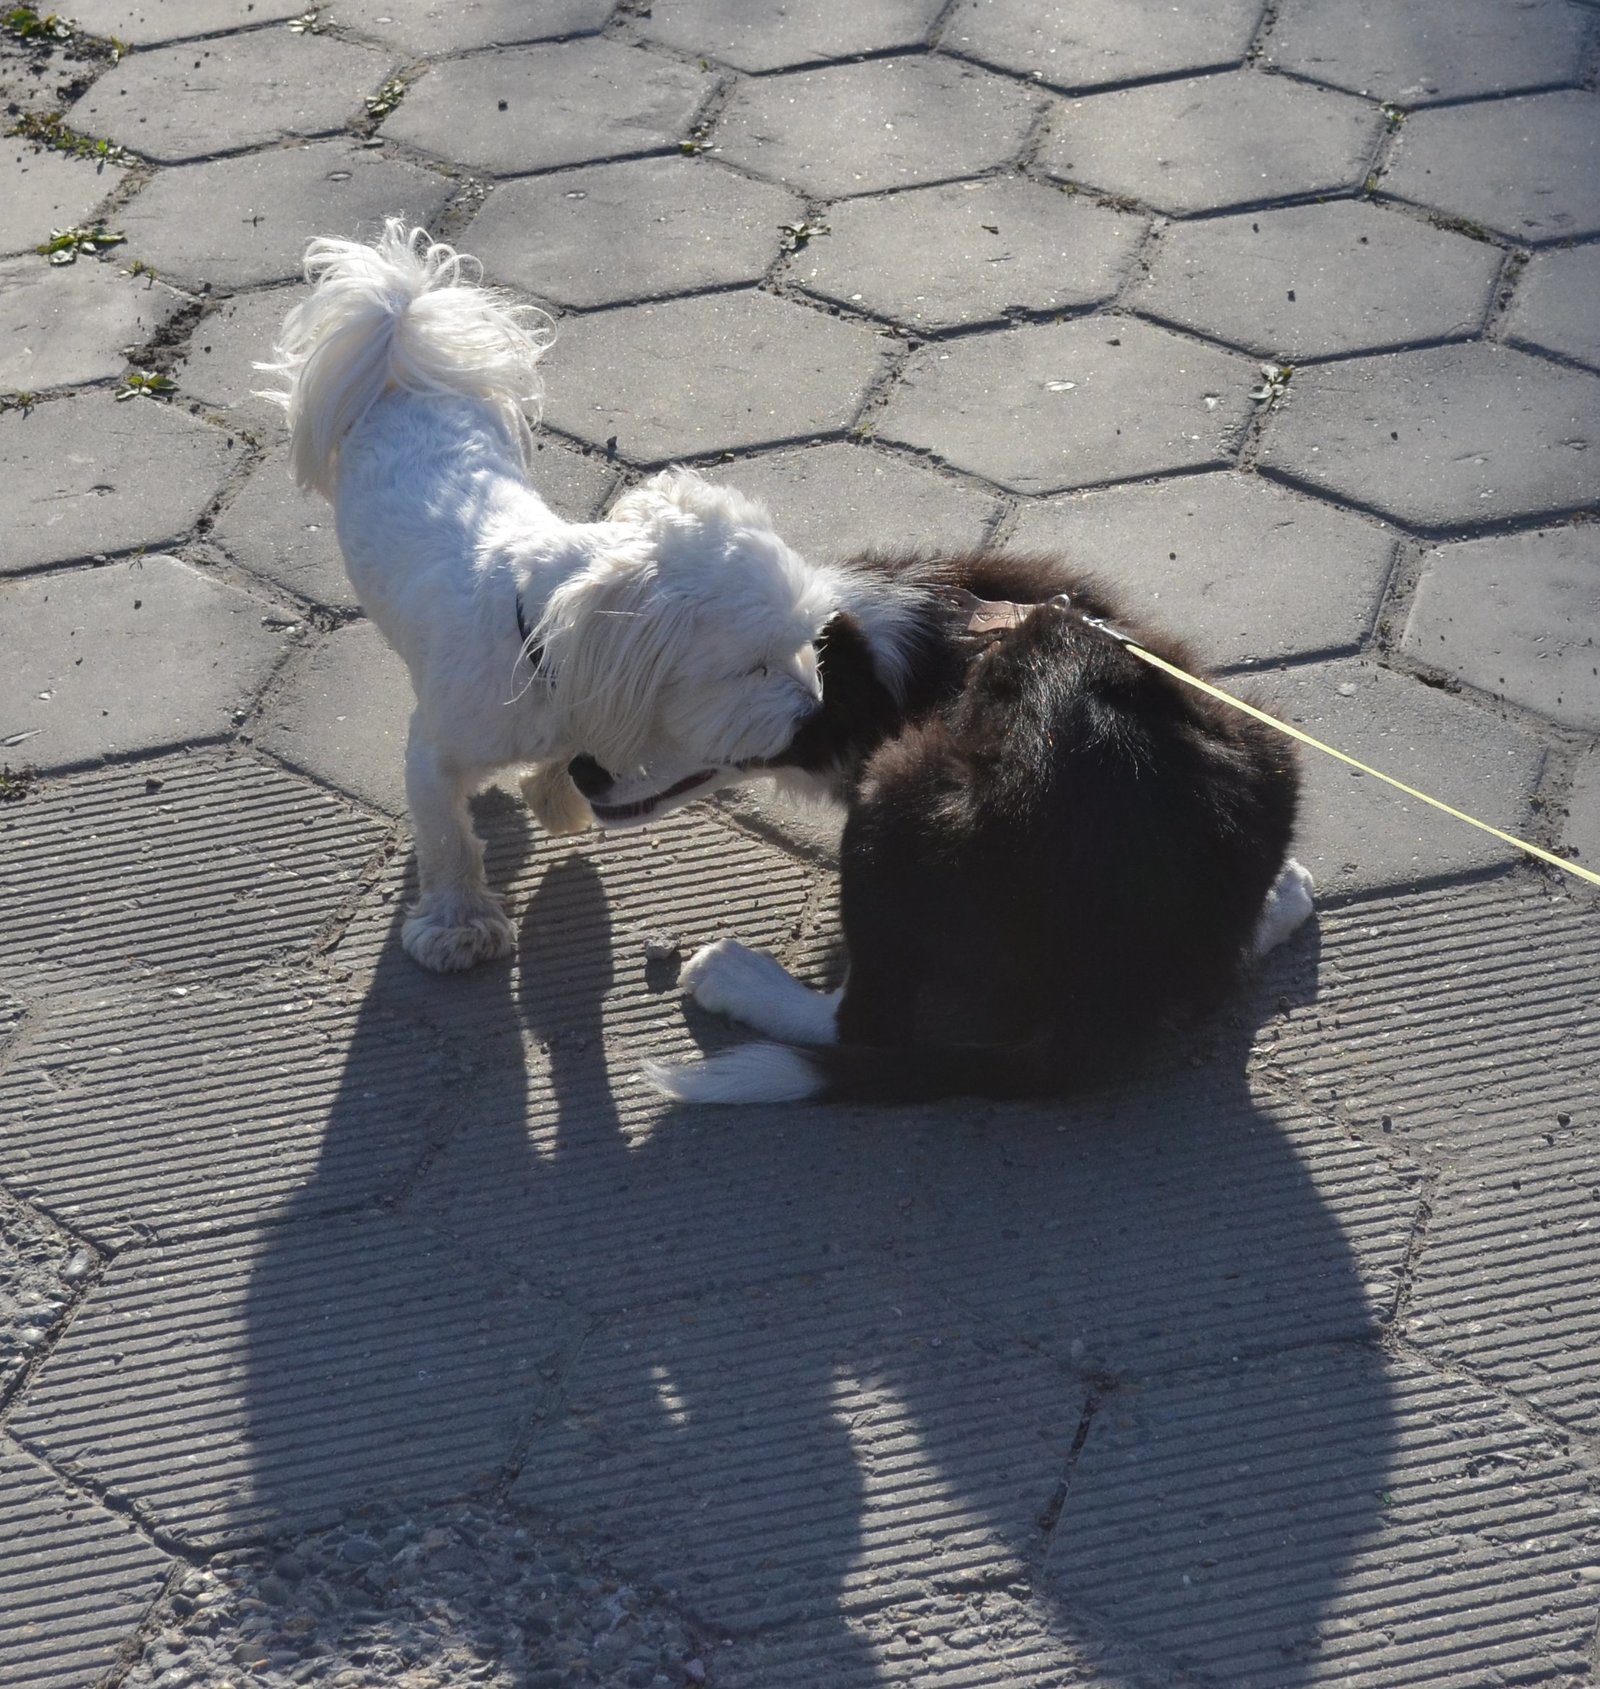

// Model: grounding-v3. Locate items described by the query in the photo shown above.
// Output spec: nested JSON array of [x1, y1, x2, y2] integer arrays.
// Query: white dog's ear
[[534, 555, 695, 773]]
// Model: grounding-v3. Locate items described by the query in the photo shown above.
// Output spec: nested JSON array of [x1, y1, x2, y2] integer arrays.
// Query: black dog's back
[[781, 553, 1299, 1101]]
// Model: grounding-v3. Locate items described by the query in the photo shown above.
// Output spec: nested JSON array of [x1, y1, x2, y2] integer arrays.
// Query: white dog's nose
[[567, 754, 613, 799]]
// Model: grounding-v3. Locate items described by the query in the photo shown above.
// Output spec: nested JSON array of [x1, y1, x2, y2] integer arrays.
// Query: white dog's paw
[[1252, 857, 1316, 959], [520, 763, 592, 837], [403, 891, 516, 973], [681, 939, 839, 1042]]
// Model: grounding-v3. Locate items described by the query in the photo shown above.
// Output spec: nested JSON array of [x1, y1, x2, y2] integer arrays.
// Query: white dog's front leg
[[681, 939, 841, 1043], [402, 717, 515, 973]]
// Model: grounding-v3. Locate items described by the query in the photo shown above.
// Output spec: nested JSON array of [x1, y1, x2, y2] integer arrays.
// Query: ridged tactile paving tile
[[1260, 876, 1600, 1158], [9, 1214, 582, 1548], [0, 1441, 170, 1689], [1044, 1348, 1600, 1687], [1407, 1144, 1600, 1435], [0, 977, 464, 1248], [511, 1271, 1087, 1633], [0, 754, 388, 992]]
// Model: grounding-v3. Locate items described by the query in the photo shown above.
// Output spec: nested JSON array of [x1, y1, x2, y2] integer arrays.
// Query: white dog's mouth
[[585, 767, 722, 827]]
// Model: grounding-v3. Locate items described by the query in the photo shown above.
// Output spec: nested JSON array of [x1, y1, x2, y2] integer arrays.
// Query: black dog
[[645, 551, 1313, 1104]]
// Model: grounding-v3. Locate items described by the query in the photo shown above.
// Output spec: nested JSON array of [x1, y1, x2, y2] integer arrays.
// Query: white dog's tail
[[257, 218, 554, 499]]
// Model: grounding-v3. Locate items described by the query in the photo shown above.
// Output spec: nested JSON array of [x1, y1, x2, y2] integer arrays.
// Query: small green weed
[[116, 369, 177, 402], [35, 224, 125, 264], [5, 111, 135, 165], [365, 76, 406, 118], [3, 5, 72, 42]]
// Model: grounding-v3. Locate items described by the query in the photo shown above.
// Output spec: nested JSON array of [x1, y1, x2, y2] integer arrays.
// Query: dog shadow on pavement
[[243, 796, 1400, 1685]]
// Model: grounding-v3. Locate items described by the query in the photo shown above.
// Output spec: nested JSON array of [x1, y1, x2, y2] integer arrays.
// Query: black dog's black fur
[[752, 550, 1301, 1102]]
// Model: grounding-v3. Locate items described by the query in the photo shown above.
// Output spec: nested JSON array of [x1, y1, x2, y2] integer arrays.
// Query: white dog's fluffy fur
[[260, 220, 833, 972]]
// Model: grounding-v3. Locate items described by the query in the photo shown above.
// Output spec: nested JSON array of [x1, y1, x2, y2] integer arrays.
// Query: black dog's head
[[763, 611, 903, 798]]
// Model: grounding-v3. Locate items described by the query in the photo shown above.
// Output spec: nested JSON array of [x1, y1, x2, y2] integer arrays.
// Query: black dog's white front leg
[[680, 939, 841, 1044]]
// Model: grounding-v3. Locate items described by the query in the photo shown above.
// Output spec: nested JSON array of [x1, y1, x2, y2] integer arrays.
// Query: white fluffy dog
[[260, 220, 833, 972]]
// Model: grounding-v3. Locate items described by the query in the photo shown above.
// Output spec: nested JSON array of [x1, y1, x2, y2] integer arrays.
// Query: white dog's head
[[535, 468, 833, 828]]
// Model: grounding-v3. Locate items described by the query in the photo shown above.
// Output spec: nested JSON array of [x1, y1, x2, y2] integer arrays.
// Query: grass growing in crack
[[0, 765, 37, 804], [35, 223, 124, 263], [2, 5, 71, 42], [5, 110, 134, 164], [0, 391, 39, 414], [116, 369, 176, 402], [365, 76, 406, 118]]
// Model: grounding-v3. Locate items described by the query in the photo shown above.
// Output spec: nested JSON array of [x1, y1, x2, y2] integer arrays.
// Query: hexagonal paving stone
[[714, 442, 999, 563], [1383, 90, 1600, 245], [877, 317, 1256, 495], [1247, 656, 1543, 893], [174, 286, 296, 438], [1403, 525, 1600, 730], [380, 38, 709, 177], [0, 253, 185, 391], [1504, 244, 1600, 372], [117, 140, 452, 291], [0, 1445, 171, 1689], [257, 618, 412, 812], [0, 753, 387, 991], [1264, 0, 1592, 105], [794, 177, 1147, 332], [0, 555, 290, 768], [324, 0, 613, 55], [0, 141, 121, 259], [1257, 343, 1600, 532], [641, 0, 943, 72], [59, 0, 306, 44], [1130, 200, 1500, 362], [1046, 1349, 1597, 1684], [540, 291, 888, 462], [0, 390, 236, 575], [10, 1211, 582, 1543], [942, 0, 1262, 89], [1007, 472, 1394, 667], [464, 156, 802, 310], [65, 28, 396, 165], [1039, 70, 1385, 216], [714, 55, 1042, 200]]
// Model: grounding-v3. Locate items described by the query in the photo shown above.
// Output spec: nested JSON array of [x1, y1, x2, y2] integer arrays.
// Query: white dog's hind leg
[[681, 939, 841, 1043], [401, 718, 516, 973], [1251, 857, 1316, 960], [520, 762, 592, 837]]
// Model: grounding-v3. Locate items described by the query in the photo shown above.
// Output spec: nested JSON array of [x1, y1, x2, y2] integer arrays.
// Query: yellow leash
[[1070, 607, 1600, 891]]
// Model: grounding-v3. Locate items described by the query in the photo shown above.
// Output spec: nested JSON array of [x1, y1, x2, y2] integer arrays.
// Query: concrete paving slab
[[257, 616, 414, 808], [793, 177, 1148, 333], [463, 155, 803, 310], [0, 141, 122, 260], [714, 442, 1000, 563], [324, 0, 614, 55], [540, 290, 889, 461], [0, 1440, 170, 1689], [1263, 0, 1594, 105], [116, 139, 453, 291], [0, 251, 185, 392], [1249, 656, 1544, 893], [1130, 200, 1501, 363], [0, 554, 290, 769], [942, 0, 1261, 90], [65, 27, 397, 165], [901, 1067, 1417, 1376], [1504, 243, 1600, 373], [0, 752, 385, 991], [0, 974, 463, 1248], [1040, 70, 1385, 216], [714, 55, 1043, 200], [512, 1272, 1084, 1630], [1264, 877, 1600, 1159], [0, 390, 234, 574], [1383, 90, 1600, 245], [60, 0, 306, 46], [379, 37, 710, 176], [1409, 1147, 1600, 1437], [9, 1213, 582, 1546], [1257, 342, 1600, 532], [0, 1188, 84, 1403], [878, 316, 1256, 495], [1044, 1348, 1598, 1687], [1403, 525, 1600, 730], [1563, 747, 1600, 868], [641, 0, 944, 72], [1006, 471, 1395, 668], [173, 285, 296, 438]]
